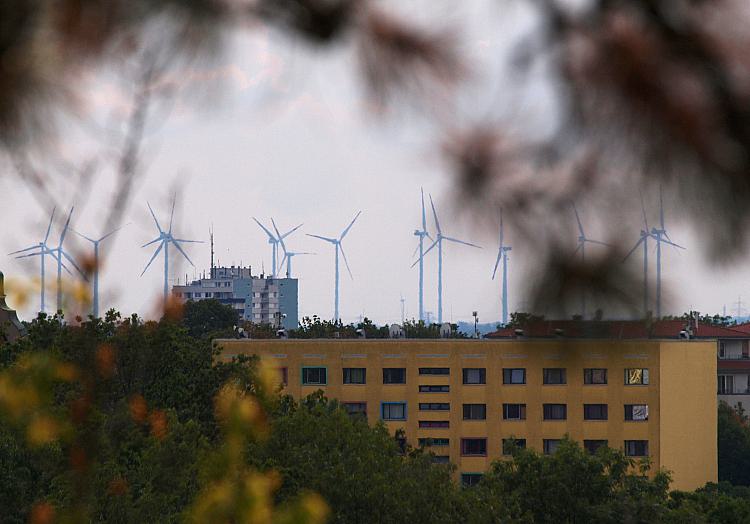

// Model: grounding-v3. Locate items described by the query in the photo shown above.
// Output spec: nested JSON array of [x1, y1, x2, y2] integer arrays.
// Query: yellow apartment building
[[216, 338, 717, 491]]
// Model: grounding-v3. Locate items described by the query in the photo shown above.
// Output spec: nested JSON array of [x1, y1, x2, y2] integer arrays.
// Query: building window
[[584, 368, 608, 385], [432, 455, 450, 464], [460, 438, 487, 456], [277, 367, 288, 386], [719, 341, 726, 359], [301, 367, 327, 385], [543, 404, 567, 420], [343, 368, 366, 385], [383, 368, 406, 384], [184, 292, 192, 298], [584, 404, 608, 421], [584, 440, 608, 454], [419, 420, 449, 428], [381, 402, 407, 421], [543, 439, 561, 455], [194, 292, 202, 298], [205, 292, 212, 298], [418, 438, 450, 447], [503, 403, 527, 420], [419, 367, 450, 375], [624, 440, 649, 457], [463, 368, 486, 385], [503, 368, 526, 384], [543, 368, 566, 385], [463, 404, 487, 420], [342, 402, 367, 418], [419, 402, 450, 411], [624, 368, 649, 385], [624, 404, 649, 421], [461, 473, 483, 487], [718, 375, 735, 394], [502, 438, 526, 455], [419, 385, 450, 393]]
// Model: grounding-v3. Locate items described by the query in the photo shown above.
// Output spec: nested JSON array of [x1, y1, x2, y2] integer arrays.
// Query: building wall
[[217, 338, 717, 490]]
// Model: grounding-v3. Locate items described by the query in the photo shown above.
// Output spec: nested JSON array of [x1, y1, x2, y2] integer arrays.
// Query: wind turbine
[[73, 223, 128, 318], [623, 192, 653, 318], [492, 209, 512, 326], [650, 186, 684, 318], [416, 195, 480, 325], [307, 211, 362, 322], [271, 218, 314, 278], [8, 207, 62, 313], [572, 203, 609, 319], [141, 199, 203, 303], [252, 217, 302, 278], [49, 207, 89, 313], [412, 188, 432, 323]]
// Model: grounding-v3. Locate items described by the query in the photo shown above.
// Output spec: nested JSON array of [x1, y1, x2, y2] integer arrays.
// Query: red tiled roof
[[731, 323, 750, 334]]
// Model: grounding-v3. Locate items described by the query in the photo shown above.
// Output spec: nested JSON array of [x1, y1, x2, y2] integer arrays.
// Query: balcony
[[718, 354, 750, 360]]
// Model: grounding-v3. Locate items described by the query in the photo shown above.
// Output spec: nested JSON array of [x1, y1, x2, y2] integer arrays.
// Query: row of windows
[[374, 402, 649, 421], [455, 438, 648, 457], [299, 367, 650, 386]]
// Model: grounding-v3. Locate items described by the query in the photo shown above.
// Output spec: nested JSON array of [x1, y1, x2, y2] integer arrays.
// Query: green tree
[[181, 299, 238, 338], [718, 402, 750, 485]]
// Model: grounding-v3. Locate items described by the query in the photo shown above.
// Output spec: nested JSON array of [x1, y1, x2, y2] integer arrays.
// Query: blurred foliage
[[718, 401, 750, 486], [662, 312, 736, 328], [180, 298, 238, 339]]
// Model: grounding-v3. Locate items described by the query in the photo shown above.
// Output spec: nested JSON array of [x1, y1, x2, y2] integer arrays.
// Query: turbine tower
[[412, 188, 432, 322], [8, 207, 61, 313], [307, 211, 362, 322], [141, 199, 203, 303], [623, 192, 653, 318], [573, 203, 609, 319], [650, 186, 684, 318], [253, 217, 302, 278], [417, 195, 480, 325], [73, 223, 128, 318], [272, 218, 314, 278], [491, 209, 512, 326]]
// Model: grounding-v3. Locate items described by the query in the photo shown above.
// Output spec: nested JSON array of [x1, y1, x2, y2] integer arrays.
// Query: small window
[[584, 440, 607, 454], [625, 368, 649, 385], [343, 368, 366, 385], [419, 367, 450, 375], [460, 438, 487, 456], [503, 368, 526, 384], [624, 440, 649, 457], [302, 367, 327, 385], [383, 368, 406, 384], [463, 404, 487, 420], [419, 420, 449, 428], [543, 368, 566, 385], [584, 404, 608, 421], [463, 368, 486, 385], [432, 455, 450, 464], [277, 367, 288, 386], [419, 385, 450, 393], [502, 438, 526, 455], [543, 439, 561, 455], [503, 403, 527, 420], [461, 473, 483, 487], [419, 438, 450, 447], [543, 404, 567, 420], [342, 402, 367, 417], [584, 368, 608, 385], [381, 402, 406, 421], [624, 404, 649, 421], [419, 402, 450, 411], [718, 375, 735, 395]]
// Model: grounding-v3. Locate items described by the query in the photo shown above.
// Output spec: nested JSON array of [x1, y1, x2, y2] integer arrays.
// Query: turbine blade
[[172, 238, 204, 244], [172, 240, 196, 267], [252, 217, 276, 240], [271, 218, 287, 254], [572, 202, 584, 237], [499, 208, 504, 250], [659, 184, 665, 230], [660, 237, 685, 250], [622, 236, 646, 261], [573, 242, 583, 255], [429, 195, 441, 234], [583, 239, 612, 247], [491, 249, 502, 280], [280, 223, 303, 240], [411, 243, 420, 258], [141, 237, 162, 248], [168, 195, 176, 234], [339, 211, 362, 240], [421, 188, 427, 232], [59, 207, 74, 245], [306, 234, 337, 244], [422, 238, 439, 258], [14, 252, 41, 259], [443, 236, 481, 248], [340, 244, 354, 279], [72, 229, 96, 243], [61, 250, 87, 279], [147, 202, 163, 234], [98, 223, 130, 242], [8, 245, 41, 255], [140, 242, 164, 276], [640, 190, 650, 231], [43, 207, 56, 244]]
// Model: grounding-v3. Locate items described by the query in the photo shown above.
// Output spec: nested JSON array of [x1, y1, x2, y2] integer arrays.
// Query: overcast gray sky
[[2, 1, 748, 324]]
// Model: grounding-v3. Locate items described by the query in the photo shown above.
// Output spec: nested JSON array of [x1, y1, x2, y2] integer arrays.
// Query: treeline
[[1, 303, 750, 522]]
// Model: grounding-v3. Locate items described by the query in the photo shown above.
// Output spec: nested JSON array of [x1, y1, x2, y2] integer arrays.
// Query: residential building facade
[[172, 266, 298, 330], [216, 338, 717, 491]]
